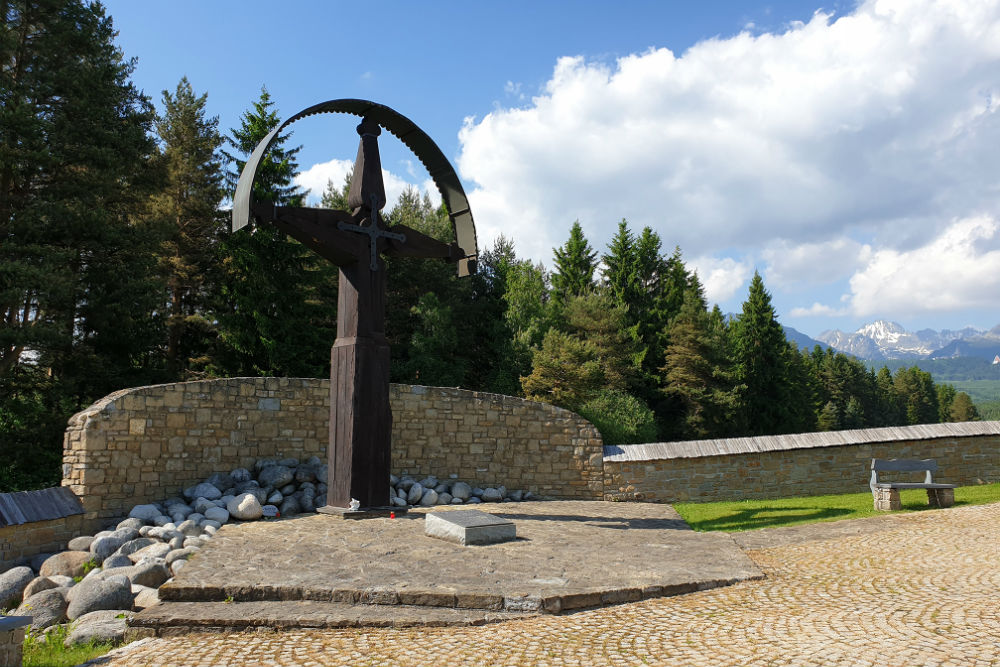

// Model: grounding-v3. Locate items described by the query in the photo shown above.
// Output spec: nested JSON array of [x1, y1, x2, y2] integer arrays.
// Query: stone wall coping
[[0, 616, 32, 631], [604, 421, 1000, 462]]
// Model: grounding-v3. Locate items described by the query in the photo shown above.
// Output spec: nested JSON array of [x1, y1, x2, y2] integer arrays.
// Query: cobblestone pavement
[[89, 503, 1000, 667]]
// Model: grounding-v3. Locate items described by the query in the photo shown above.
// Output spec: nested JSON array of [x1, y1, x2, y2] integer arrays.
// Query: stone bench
[[0, 616, 32, 667], [870, 458, 956, 511]]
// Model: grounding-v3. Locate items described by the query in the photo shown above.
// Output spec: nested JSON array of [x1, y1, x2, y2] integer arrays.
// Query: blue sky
[[102, 0, 1000, 339]]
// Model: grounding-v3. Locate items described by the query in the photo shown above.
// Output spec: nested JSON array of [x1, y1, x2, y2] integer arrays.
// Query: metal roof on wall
[[603, 421, 1000, 463], [0, 486, 84, 527]]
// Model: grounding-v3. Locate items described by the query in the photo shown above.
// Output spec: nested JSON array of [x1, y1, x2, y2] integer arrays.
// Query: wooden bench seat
[[870, 458, 956, 511]]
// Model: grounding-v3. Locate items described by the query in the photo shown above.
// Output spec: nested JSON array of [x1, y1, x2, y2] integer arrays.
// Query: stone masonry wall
[[604, 435, 1000, 503], [62, 378, 605, 524], [0, 514, 89, 573]]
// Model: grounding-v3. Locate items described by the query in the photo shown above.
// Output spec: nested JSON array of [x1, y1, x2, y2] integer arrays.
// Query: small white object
[[349, 498, 361, 511]]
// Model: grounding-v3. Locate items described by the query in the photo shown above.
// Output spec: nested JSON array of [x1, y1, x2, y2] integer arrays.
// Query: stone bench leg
[[927, 488, 955, 508], [873, 487, 900, 511]]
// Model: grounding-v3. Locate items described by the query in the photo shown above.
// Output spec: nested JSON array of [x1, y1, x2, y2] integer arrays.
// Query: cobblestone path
[[91, 503, 1000, 667]]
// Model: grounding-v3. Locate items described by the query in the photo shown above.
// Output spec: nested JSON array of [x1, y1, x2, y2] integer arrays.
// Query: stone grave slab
[[424, 509, 515, 546]]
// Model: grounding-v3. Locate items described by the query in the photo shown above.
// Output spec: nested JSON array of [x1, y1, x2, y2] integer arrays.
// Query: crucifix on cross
[[232, 100, 478, 515]]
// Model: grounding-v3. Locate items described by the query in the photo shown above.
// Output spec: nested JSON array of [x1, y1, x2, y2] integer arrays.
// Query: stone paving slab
[[154, 501, 762, 616], [95, 502, 1000, 667], [129, 600, 534, 636]]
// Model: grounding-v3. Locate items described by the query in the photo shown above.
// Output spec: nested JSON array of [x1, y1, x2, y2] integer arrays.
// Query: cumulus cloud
[[294, 159, 440, 210], [457, 0, 1000, 291], [846, 216, 1000, 317], [688, 255, 753, 304], [762, 238, 872, 290], [790, 302, 847, 318]]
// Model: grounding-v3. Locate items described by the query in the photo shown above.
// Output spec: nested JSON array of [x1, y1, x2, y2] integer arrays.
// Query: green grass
[[674, 483, 1000, 532], [21, 624, 117, 667]]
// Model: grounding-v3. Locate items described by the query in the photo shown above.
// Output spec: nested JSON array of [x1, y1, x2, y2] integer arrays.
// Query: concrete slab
[[141, 501, 763, 631], [424, 509, 515, 545]]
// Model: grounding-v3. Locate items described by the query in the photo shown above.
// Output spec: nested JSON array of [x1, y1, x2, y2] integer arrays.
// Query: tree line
[[0, 0, 978, 490]]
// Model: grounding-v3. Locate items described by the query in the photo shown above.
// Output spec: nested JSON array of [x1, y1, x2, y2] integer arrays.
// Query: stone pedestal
[[425, 510, 516, 546], [927, 488, 955, 508], [0, 616, 31, 667], [873, 487, 901, 511]]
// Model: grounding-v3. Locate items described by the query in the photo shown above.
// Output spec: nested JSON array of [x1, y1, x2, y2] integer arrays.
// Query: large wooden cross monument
[[232, 100, 478, 515]]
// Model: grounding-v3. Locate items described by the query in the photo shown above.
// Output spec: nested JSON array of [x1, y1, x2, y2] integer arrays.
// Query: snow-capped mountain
[[817, 320, 996, 360]]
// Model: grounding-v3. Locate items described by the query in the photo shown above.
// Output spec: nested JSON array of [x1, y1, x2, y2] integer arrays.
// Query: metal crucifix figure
[[232, 100, 478, 515]]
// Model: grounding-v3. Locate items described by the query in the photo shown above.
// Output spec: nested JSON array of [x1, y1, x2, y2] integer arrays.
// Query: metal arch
[[231, 99, 478, 276]]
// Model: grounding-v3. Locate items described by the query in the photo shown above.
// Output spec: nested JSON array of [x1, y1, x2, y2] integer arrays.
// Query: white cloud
[[790, 302, 847, 318], [294, 159, 440, 210], [688, 255, 753, 305], [458, 0, 1000, 273], [846, 215, 1000, 317], [762, 237, 872, 289]]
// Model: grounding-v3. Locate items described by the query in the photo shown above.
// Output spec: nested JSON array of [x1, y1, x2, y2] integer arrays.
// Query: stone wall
[[0, 617, 31, 667], [604, 426, 1000, 503], [62, 378, 604, 524], [0, 514, 89, 573]]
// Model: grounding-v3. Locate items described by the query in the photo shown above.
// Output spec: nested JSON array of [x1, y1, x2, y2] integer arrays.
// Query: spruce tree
[[215, 88, 336, 377], [731, 272, 799, 435], [551, 221, 597, 302], [1, 0, 159, 487], [149, 77, 225, 377]]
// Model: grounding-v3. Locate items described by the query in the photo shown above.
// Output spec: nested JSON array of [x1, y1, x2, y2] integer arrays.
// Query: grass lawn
[[674, 482, 1000, 532], [21, 625, 117, 667]]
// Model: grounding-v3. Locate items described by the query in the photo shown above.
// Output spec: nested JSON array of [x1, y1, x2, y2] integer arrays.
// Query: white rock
[[419, 489, 439, 506], [168, 535, 184, 550], [227, 493, 263, 520], [170, 559, 186, 576], [203, 524, 218, 536], [200, 519, 222, 530], [177, 520, 201, 537]]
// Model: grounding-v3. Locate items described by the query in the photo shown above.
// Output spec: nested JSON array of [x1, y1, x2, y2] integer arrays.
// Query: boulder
[[481, 487, 503, 502], [169, 535, 184, 550], [279, 483, 296, 495], [170, 559, 187, 576], [267, 491, 283, 504], [230, 467, 252, 483], [15, 588, 68, 630], [205, 472, 234, 492], [204, 506, 229, 524], [127, 561, 170, 588], [277, 457, 299, 468], [406, 482, 424, 505], [176, 519, 202, 537], [117, 517, 147, 531], [228, 493, 263, 521], [391, 495, 407, 507], [164, 547, 198, 565], [278, 496, 301, 517], [48, 575, 74, 588], [192, 497, 216, 514], [66, 575, 133, 620], [0, 566, 35, 609], [39, 551, 93, 578], [153, 515, 173, 526], [128, 542, 171, 563], [64, 609, 133, 647], [419, 489, 439, 506], [186, 482, 222, 501], [200, 520, 221, 531], [437, 492, 453, 505], [258, 464, 293, 489], [90, 528, 140, 562], [30, 552, 54, 572], [132, 584, 160, 610], [67, 535, 94, 551], [127, 504, 161, 523], [101, 555, 133, 570], [451, 482, 472, 501], [451, 497, 465, 504], [112, 538, 157, 559], [22, 576, 59, 600]]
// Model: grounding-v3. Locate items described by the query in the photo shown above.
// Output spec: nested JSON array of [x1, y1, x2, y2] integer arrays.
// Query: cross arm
[[384, 224, 468, 263], [250, 203, 366, 266]]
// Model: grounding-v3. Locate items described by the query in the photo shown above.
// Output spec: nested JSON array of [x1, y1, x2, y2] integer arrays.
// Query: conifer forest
[[0, 1, 978, 490]]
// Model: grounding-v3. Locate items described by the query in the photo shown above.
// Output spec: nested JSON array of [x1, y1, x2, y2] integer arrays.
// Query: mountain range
[[810, 320, 1000, 361]]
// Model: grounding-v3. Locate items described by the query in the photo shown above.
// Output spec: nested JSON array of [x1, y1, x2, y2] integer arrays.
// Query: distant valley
[[812, 320, 1000, 362]]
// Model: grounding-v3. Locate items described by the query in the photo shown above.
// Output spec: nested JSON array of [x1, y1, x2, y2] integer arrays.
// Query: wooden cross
[[242, 116, 471, 513]]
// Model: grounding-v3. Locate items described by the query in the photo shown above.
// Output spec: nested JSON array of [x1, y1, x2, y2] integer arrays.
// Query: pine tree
[[948, 392, 979, 422], [215, 88, 336, 377], [731, 272, 801, 435], [149, 77, 225, 377], [550, 221, 597, 302], [1, 0, 159, 488], [601, 220, 637, 307], [521, 329, 604, 412], [562, 292, 640, 392]]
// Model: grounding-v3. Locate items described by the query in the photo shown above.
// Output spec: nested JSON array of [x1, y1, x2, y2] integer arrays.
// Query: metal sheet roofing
[[603, 421, 1000, 463], [0, 486, 84, 527]]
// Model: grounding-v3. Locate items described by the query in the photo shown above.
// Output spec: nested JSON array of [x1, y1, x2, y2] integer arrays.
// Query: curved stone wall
[[61, 378, 605, 526]]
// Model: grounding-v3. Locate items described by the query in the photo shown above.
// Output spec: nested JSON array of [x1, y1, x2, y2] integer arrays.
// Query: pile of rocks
[[389, 474, 535, 507]]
